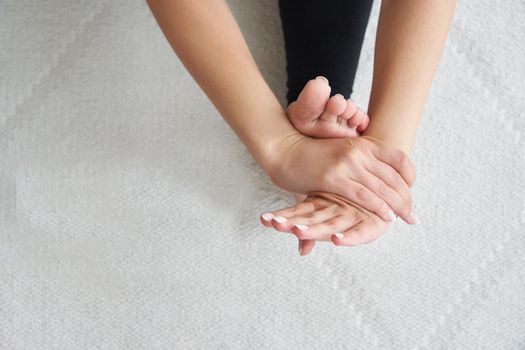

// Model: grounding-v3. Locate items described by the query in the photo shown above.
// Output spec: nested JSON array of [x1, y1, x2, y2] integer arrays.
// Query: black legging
[[278, 0, 374, 106]]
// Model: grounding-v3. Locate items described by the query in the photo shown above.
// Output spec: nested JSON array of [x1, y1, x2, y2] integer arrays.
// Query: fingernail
[[273, 216, 287, 223], [315, 76, 329, 84], [334, 232, 344, 239], [387, 209, 396, 222], [261, 212, 274, 221], [409, 212, 420, 224], [295, 224, 308, 231]]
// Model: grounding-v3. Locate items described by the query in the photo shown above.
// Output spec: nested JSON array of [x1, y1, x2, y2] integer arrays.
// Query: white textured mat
[[1, 0, 524, 349]]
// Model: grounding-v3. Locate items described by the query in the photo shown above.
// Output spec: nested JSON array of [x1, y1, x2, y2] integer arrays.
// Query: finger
[[366, 140, 416, 187], [365, 159, 411, 203], [259, 201, 317, 229], [260, 212, 276, 228], [292, 214, 361, 241], [285, 203, 339, 228], [330, 219, 383, 246], [262, 201, 317, 221], [356, 168, 415, 225], [364, 160, 414, 223], [270, 203, 336, 233], [270, 215, 296, 233], [298, 239, 316, 256], [335, 179, 396, 223], [260, 211, 295, 232]]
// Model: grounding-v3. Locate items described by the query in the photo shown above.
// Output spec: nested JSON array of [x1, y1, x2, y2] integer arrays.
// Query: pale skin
[[264, 0, 457, 255], [146, 0, 455, 255], [146, 0, 417, 221]]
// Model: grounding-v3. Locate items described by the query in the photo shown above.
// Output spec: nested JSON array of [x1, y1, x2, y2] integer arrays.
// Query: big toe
[[287, 76, 331, 128]]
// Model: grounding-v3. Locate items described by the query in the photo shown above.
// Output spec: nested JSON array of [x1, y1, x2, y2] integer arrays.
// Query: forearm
[[146, 0, 298, 174], [363, 0, 456, 154]]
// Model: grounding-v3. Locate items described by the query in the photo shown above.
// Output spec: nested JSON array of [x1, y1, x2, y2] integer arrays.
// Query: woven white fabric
[[1, 0, 524, 349]]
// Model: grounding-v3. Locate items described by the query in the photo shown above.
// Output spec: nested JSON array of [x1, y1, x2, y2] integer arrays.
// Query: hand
[[268, 133, 417, 224], [260, 191, 397, 255]]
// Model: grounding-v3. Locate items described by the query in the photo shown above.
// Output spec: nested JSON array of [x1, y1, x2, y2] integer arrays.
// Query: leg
[[278, 0, 374, 105], [278, 0, 374, 254]]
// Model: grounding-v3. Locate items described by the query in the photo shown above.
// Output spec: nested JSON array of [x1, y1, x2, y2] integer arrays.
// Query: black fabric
[[278, 0, 374, 105]]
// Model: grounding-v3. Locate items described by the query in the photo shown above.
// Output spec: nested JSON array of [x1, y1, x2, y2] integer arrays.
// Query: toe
[[356, 108, 370, 132], [348, 108, 370, 132], [339, 99, 358, 120], [318, 94, 347, 124], [288, 77, 331, 125]]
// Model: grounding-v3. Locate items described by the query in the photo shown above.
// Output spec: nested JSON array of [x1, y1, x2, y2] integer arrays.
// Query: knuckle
[[377, 180, 388, 195], [329, 159, 346, 175], [390, 171, 403, 189], [318, 170, 333, 187], [355, 186, 370, 201], [394, 150, 408, 167], [380, 203, 392, 217], [344, 147, 359, 161]]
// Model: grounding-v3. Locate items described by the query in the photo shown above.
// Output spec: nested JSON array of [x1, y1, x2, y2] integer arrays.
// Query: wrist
[[362, 104, 419, 155], [258, 126, 305, 182], [224, 93, 305, 180]]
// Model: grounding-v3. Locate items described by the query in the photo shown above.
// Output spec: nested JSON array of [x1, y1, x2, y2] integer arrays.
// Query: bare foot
[[268, 78, 377, 254], [286, 76, 370, 139], [260, 192, 394, 256], [284, 77, 370, 203]]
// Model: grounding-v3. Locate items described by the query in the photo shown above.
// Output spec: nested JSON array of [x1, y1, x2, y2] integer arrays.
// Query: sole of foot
[[286, 76, 370, 139]]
